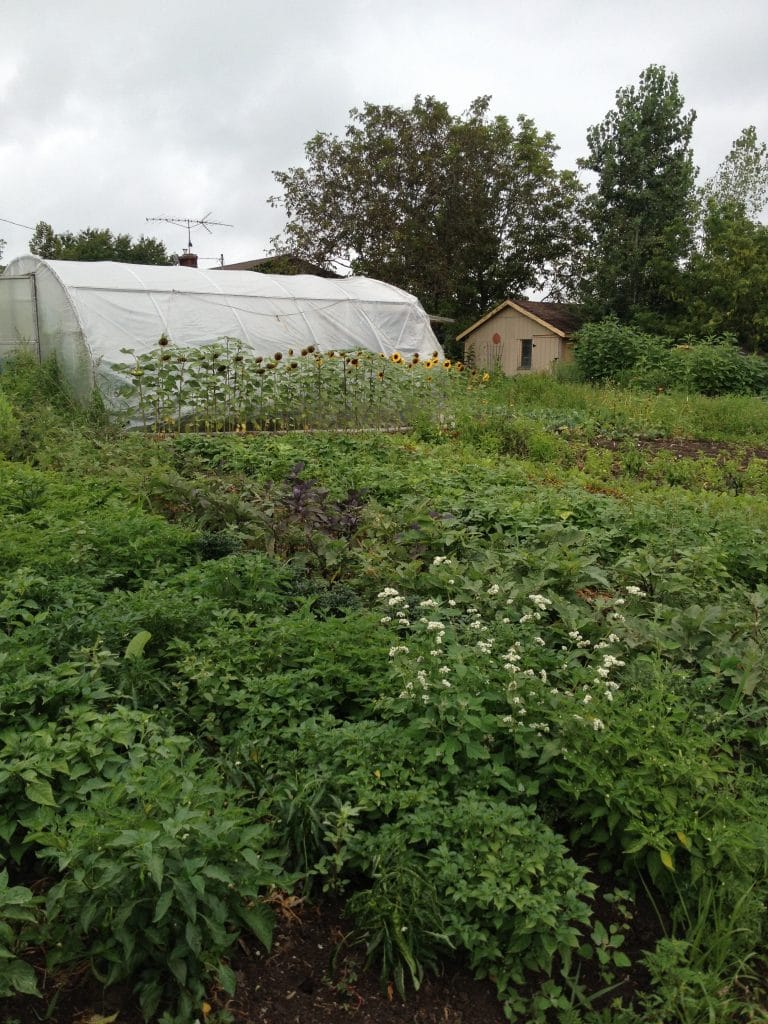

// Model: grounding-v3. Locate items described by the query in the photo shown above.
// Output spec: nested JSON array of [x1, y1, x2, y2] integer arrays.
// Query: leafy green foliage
[[574, 319, 649, 384], [682, 200, 768, 352], [578, 65, 697, 327], [3, 356, 768, 1021], [35, 753, 283, 1022], [0, 870, 40, 998], [0, 389, 21, 457], [29, 221, 172, 264], [270, 95, 584, 332], [575, 318, 768, 395], [701, 125, 768, 220]]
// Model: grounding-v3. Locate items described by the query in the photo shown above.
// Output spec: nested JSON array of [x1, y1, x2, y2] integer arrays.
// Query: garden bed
[[2, 358, 768, 1023]]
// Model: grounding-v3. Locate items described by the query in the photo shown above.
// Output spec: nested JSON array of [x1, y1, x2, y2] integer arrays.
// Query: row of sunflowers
[[113, 338, 490, 434]]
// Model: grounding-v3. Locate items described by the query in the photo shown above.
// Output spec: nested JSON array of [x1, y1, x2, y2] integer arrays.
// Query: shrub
[[574, 318, 645, 383], [575, 321, 768, 398], [346, 798, 594, 1013], [680, 339, 768, 396]]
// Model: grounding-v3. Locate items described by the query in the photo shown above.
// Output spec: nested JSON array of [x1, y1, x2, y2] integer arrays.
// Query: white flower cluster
[[567, 629, 592, 649], [502, 643, 522, 673], [420, 619, 446, 649], [593, 633, 621, 650], [379, 574, 638, 738], [432, 556, 452, 567], [593, 652, 625, 702], [502, 607, 633, 734], [378, 587, 410, 626], [573, 714, 605, 731]]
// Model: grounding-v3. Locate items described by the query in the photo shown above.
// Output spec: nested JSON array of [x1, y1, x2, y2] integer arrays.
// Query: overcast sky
[[1, 0, 766, 267]]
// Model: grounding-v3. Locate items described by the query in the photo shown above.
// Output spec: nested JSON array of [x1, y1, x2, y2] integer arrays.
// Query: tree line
[[270, 65, 768, 352], [14, 64, 768, 353]]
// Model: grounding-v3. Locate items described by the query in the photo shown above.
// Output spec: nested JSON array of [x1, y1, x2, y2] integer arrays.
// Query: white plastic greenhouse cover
[[0, 256, 442, 403]]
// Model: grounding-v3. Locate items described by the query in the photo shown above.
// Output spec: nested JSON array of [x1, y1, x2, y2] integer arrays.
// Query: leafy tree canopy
[[683, 199, 768, 351], [270, 95, 585, 334], [29, 222, 173, 265], [577, 65, 697, 327], [701, 126, 768, 222]]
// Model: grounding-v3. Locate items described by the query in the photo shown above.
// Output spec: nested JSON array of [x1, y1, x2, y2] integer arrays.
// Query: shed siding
[[464, 307, 566, 375]]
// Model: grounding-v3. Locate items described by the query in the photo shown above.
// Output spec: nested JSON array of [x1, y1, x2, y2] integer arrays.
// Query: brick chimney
[[178, 251, 198, 268]]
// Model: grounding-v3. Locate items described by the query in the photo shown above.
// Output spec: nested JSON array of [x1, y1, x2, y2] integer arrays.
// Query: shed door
[[0, 275, 39, 360]]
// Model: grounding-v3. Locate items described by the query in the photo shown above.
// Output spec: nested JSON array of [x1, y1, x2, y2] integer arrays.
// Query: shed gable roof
[[457, 298, 582, 341]]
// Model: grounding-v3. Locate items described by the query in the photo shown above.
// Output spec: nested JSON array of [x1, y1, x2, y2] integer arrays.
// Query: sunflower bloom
[[391, 352, 403, 364]]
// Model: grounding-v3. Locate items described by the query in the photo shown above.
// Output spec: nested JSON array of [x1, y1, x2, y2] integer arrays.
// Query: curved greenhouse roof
[[0, 256, 441, 403]]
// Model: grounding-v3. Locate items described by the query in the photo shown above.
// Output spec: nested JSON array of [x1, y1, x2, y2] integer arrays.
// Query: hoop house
[[0, 256, 441, 403]]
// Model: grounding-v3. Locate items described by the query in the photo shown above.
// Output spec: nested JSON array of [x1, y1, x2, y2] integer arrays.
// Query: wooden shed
[[459, 299, 581, 376]]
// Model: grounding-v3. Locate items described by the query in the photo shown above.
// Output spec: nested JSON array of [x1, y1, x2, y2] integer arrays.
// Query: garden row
[[1, 355, 767, 1023]]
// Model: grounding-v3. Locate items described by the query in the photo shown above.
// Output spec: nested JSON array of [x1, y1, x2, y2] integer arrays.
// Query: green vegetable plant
[[32, 748, 287, 1022], [3, 354, 768, 1023], [0, 869, 40, 998]]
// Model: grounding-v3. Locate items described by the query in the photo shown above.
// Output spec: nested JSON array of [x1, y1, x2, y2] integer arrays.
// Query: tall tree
[[578, 65, 697, 326], [29, 222, 172, 265], [682, 199, 768, 350], [678, 128, 768, 350], [701, 126, 768, 221], [270, 96, 584, 332]]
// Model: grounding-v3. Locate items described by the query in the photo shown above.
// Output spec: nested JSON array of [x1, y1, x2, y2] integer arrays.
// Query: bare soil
[[594, 435, 768, 464], [3, 880, 663, 1024]]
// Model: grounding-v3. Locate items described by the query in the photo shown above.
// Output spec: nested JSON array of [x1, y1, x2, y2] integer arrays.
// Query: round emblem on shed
[[492, 332, 501, 344]]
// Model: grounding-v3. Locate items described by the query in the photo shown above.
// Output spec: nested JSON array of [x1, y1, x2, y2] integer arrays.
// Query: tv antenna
[[146, 212, 232, 251]]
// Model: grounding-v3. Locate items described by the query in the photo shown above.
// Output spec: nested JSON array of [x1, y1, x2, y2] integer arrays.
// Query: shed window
[[520, 338, 533, 369]]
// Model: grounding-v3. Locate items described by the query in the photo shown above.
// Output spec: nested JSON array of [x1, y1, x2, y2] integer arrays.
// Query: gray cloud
[[1, 0, 766, 264]]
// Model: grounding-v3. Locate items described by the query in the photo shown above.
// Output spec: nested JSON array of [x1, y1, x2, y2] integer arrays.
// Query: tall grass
[[499, 374, 768, 444]]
